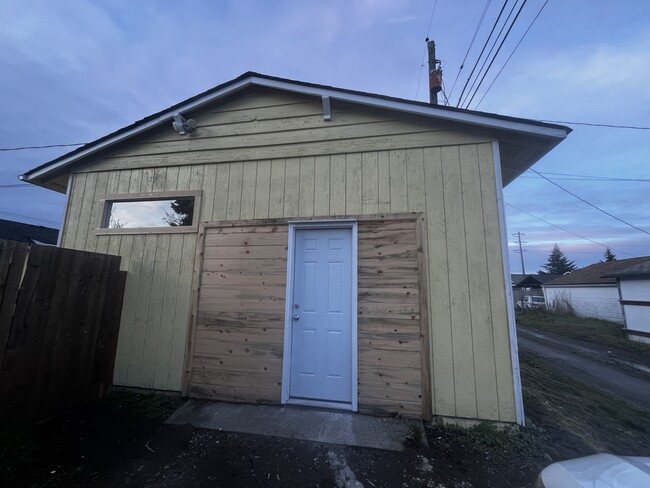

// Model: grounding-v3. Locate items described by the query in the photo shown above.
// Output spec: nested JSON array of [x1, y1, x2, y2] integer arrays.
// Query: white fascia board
[[25, 75, 568, 183], [23, 78, 255, 182], [252, 76, 569, 139]]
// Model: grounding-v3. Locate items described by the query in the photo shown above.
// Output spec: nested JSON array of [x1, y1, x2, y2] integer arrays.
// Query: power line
[[505, 203, 636, 257], [519, 175, 650, 183], [415, 0, 439, 99], [502, 162, 650, 182], [459, 0, 518, 108], [530, 169, 650, 235], [447, 0, 494, 102], [0, 142, 86, 152], [510, 233, 650, 243], [508, 248, 624, 255], [0, 210, 60, 226], [0, 184, 36, 188], [533, 170, 650, 182], [540, 120, 650, 130], [474, 0, 548, 109], [456, 0, 511, 107], [463, 0, 529, 108]]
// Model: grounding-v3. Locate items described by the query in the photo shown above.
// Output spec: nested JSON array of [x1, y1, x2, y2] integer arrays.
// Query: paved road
[[517, 325, 650, 410]]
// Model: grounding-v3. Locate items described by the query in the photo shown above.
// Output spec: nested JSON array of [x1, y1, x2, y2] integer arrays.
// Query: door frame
[[281, 220, 358, 411]]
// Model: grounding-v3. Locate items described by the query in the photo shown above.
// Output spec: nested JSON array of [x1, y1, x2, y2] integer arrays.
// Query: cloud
[[486, 31, 650, 121]]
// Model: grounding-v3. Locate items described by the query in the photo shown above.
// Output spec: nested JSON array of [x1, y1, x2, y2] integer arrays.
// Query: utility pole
[[426, 38, 442, 105], [513, 232, 527, 274]]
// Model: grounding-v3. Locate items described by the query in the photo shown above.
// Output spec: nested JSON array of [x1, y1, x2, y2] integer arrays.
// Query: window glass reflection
[[107, 198, 195, 228]]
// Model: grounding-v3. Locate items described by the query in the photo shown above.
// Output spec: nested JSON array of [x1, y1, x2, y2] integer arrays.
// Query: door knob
[[293, 314, 300, 321]]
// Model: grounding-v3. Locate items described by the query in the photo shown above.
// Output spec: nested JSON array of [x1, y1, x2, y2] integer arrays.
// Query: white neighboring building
[[602, 260, 650, 344], [543, 257, 650, 327]]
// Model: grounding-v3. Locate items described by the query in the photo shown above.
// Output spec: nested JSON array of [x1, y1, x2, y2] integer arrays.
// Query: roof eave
[[21, 73, 571, 185]]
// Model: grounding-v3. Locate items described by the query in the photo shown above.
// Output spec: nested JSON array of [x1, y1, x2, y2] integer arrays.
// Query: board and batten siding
[[60, 88, 516, 422]]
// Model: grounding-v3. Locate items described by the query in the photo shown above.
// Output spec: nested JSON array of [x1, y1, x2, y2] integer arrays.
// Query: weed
[[403, 424, 424, 447], [101, 390, 185, 419], [521, 353, 650, 454], [516, 310, 650, 354]]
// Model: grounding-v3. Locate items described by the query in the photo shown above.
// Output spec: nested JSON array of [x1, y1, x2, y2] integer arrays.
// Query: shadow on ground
[[2, 353, 649, 488]]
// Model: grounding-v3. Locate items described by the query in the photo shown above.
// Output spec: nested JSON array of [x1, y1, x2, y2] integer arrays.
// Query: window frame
[[95, 190, 202, 236]]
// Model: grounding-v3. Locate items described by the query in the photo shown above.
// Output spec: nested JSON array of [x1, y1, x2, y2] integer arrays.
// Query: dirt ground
[[518, 325, 650, 409], [2, 353, 649, 488]]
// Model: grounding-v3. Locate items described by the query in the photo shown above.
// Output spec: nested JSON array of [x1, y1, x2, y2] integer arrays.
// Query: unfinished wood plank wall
[[60, 87, 517, 422], [190, 224, 287, 403], [189, 218, 422, 418], [357, 218, 422, 418]]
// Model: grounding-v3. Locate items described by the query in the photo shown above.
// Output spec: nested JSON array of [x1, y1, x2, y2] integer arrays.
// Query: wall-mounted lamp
[[172, 114, 197, 135]]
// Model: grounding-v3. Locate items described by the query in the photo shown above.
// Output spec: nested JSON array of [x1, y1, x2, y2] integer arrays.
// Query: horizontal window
[[95, 190, 201, 235]]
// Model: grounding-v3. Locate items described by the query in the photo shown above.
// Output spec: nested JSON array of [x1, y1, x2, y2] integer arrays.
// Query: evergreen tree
[[603, 247, 616, 262], [540, 244, 577, 275], [163, 198, 194, 226]]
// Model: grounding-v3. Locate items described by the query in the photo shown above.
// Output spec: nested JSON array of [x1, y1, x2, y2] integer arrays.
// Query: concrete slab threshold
[[166, 399, 425, 452]]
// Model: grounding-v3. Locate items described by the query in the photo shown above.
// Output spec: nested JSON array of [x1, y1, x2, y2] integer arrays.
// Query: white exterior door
[[288, 227, 353, 405]]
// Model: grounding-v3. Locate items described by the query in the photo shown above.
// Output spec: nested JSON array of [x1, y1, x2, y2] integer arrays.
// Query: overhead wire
[[463, 0, 529, 108], [447, 0, 494, 101], [529, 169, 650, 235], [0, 142, 86, 152], [510, 233, 650, 242], [519, 175, 650, 182], [459, 0, 519, 108], [506, 203, 636, 257], [0, 210, 59, 226], [540, 120, 650, 130], [474, 0, 549, 109], [456, 0, 511, 107], [532, 170, 650, 182]]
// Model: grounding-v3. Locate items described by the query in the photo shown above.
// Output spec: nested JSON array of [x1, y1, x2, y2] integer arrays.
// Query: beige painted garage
[[20, 72, 571, 423]]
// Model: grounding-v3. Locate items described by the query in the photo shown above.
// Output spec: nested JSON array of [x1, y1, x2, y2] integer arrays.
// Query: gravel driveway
[[517, 324, 650, 410]]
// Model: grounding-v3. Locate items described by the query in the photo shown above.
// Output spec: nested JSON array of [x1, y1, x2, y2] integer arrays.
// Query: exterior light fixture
[[172, 114, 197, 135]]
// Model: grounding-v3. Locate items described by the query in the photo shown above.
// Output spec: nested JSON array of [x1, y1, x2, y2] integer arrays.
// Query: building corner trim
[[492, 140, 525, 425], [56, 174, 74, 247]]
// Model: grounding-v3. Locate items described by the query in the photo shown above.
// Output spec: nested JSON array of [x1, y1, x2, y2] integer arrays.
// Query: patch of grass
[[101, 389, 185, 419], [432, 421, 548, 460], [520, 352, 650, 455], [516, 310, 650, 354], [426, 352, 650, 486]]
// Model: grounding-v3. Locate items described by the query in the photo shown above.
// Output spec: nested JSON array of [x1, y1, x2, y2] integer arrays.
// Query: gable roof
[[512, 273, 561, 287], [0, 219, 58, 245], [544, 257, 650, 286], [20, 71, 571, 192], [602, 258, 650, 279]]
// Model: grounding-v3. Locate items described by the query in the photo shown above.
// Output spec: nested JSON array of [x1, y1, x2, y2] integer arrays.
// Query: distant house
[[0, 218, 58, 245], [602, 259, 650, 344], [19, 71, 571, 425], [543, 257, 650, 325], [511, 273, 560, 304]]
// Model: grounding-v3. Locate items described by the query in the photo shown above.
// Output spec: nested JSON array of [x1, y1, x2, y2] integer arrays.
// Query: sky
[[1, 0, 648, 273]]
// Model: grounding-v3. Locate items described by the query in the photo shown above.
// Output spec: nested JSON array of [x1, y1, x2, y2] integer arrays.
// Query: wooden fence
[[0, 240, 125, 425]]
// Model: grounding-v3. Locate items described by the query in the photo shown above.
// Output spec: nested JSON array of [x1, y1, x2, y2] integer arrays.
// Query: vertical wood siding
[[60, 89, 516, 422]]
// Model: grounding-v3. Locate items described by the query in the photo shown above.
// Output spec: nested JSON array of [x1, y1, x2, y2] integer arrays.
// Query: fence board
[[0, 241, 124, 425]]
